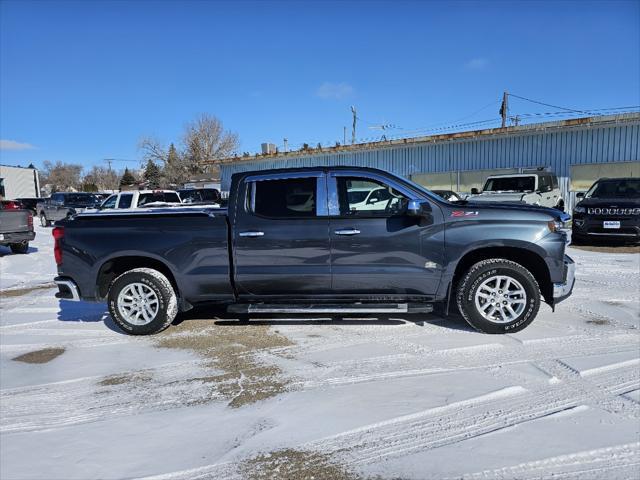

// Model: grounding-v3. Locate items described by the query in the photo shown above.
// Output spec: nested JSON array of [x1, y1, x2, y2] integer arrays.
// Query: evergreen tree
[[165, 143, 182, 185], [120, 168, 136, 186], [143, 160, 162, 188]]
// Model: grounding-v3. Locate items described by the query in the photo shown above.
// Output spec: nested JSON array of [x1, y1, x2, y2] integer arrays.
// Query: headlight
[[548, 220, 569, 233], [573, 206, 586, 214]]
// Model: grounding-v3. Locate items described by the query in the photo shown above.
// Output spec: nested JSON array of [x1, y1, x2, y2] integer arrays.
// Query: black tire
[[108, 268, 178, 335], [456, 258, 541, 334], [39, 213, 50, 227], [571, 229, 585, 246], [9, 242, 29, 254]]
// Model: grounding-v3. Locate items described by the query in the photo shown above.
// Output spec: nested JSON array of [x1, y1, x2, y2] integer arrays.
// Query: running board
[[228, 303, 433, 314]]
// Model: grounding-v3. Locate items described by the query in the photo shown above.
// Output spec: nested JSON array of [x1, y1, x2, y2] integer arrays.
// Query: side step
[[227, 303, 433, 314]]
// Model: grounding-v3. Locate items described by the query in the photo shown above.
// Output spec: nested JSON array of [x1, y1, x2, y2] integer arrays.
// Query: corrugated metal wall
[[220, 116, 640, 210]]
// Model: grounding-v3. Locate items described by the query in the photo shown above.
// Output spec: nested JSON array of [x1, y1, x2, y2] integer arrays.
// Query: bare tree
[[183, 114, 239, 175], [138, 136, 168, 165], [83, 166, 119, 191], [41, 160, 83, 192]]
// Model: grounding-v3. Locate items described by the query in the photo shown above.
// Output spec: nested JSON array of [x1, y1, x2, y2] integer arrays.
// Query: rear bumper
[[552, 255, 575, 304], [0, 230, 35, 244], [54, 276, 80, 301]]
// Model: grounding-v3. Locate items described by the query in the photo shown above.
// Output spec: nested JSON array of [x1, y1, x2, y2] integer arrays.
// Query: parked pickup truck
[[53, 167, 575, 335], [0, 201, 35, 253], [37, 192, 101, 226]]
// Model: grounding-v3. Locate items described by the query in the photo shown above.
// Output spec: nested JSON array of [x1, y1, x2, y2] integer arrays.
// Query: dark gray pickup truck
[[53, 167, 575, 335], [0, 201, 35, 254]]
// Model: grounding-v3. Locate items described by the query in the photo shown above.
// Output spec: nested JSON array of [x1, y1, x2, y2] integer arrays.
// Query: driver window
[[337, 177, 407, 216]]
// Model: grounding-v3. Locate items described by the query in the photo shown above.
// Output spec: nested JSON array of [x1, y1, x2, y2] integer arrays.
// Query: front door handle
[[239, 231, 264, 238], [335, 229, 361, 236]]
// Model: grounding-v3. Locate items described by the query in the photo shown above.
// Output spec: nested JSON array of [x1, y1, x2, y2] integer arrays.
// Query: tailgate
[[0, 210, 31, 233]]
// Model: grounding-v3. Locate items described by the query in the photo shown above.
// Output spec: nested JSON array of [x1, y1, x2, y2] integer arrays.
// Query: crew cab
[[469, 171, 564, 210], [97, 190, 182, 210], [37, 193, 101, 226], [572, 177, 640, 244], [52, 167, 575, 335]]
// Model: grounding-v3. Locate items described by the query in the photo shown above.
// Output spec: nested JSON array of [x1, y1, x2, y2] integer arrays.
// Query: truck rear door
[[233, 171, 331, 296]]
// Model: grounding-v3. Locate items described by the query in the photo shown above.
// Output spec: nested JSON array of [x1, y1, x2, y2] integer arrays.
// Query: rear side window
[[551, 175, 558, 189], [252, 178, 317, 218], [138, 192, 181, 206], [117, 194, 133, 209]]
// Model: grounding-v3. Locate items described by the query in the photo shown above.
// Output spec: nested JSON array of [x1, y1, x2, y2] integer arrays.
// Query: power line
[[507, 93, 586, 114]]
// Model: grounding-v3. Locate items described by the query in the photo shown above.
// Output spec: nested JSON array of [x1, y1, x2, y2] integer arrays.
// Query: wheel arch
[[451, 246, 553, 305], [96, 255, 180, 300]]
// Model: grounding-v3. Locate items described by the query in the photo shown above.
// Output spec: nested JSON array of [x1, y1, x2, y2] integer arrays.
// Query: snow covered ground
[[1, 224, 639, 479]]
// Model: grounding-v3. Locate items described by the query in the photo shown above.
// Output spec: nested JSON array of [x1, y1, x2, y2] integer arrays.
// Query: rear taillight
[[52, 227, 64, 265], [27, 214, 33, 228], [4, 201, 21, 210]]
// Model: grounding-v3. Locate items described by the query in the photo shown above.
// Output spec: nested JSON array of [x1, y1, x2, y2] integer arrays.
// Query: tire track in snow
[[296, 361, 639, 468], [451, 442, 640, 480]]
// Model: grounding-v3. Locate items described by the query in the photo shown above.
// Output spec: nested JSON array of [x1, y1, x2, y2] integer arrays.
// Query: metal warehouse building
[[213, 113, 640, 211]]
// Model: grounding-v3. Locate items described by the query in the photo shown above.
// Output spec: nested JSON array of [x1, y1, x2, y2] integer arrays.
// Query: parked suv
[[572, 177, 640, 244], [0, 200, 35, 253], [37, 193, 101, 226], [469, 170, 564, 210]]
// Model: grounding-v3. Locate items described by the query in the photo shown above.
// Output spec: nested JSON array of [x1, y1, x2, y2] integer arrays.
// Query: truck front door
[[233, 172, 331, 296], [328, 171, 444, 299]]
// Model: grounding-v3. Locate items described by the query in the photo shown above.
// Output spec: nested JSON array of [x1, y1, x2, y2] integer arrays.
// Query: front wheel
[[108, 268, 178, 335], [456, 259, 541, 334]]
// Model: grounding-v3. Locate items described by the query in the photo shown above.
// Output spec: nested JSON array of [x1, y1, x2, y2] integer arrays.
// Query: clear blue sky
[[1, 0, 639, 170]]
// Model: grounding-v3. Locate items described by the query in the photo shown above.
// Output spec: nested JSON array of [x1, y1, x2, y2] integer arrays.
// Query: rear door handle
[[239, 231, 264, 237], [335, 229, 361, 236]]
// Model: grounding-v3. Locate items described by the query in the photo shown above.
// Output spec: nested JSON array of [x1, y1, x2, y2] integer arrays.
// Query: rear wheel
[[9, 242, 29, 254], [456, 259, 540, 334], [108, 268, 177, 335]]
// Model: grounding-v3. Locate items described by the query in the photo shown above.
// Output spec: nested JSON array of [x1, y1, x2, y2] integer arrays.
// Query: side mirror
[[407, 199, 432, 216], [471, 188, 479, 195], [576, 192, 585, 199]]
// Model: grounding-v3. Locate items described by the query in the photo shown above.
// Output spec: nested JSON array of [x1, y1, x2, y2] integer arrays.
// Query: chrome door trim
[[334, 229, 361, 236]]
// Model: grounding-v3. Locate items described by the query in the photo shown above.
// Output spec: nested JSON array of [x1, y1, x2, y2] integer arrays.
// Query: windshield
[[64, 194, 99, 205], [586, 179, 640, 199], [138, 192, 181, 206], [483, 176, 535, 193]]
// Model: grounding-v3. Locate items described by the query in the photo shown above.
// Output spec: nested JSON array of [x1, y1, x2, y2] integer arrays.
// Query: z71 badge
[[451, 210, 479, 217]]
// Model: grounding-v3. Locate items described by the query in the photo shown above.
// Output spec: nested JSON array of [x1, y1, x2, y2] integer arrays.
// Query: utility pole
[[350, 106, 357, 144], [343, 126, 346, 145], [500, 91, 509, 128], [105, 159, 113, 171], [283, 138, 288, 153]]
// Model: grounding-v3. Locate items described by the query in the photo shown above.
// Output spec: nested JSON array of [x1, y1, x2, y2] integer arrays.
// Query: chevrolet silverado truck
[[52, 167, 575, 335], [0, 201, 35, 254]]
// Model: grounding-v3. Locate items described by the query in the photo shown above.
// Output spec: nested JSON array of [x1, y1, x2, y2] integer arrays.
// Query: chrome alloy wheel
[[474, 275, 527, 324], [117, 282, 160, 325]]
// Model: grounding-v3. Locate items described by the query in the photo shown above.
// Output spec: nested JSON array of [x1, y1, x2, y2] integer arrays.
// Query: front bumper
[[572, 216, 640, 241], [0, 230, 36, 245], [552, 255, 575, 304], [54, 276, 81, 301]]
